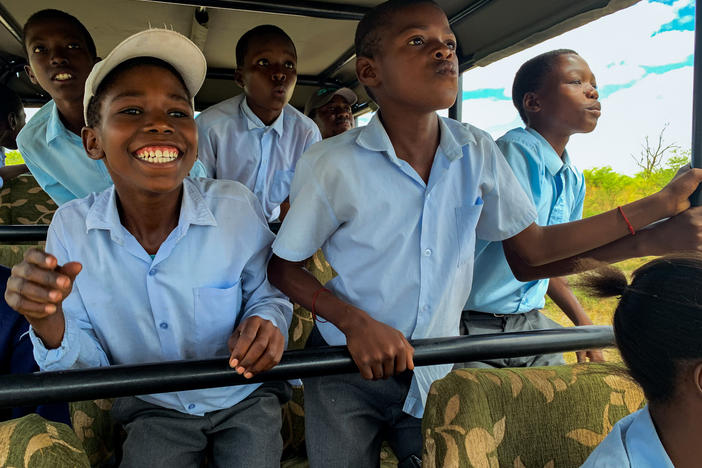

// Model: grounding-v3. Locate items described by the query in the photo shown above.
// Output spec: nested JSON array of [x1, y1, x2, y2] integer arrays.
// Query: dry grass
[[541, 257, 653, 364]]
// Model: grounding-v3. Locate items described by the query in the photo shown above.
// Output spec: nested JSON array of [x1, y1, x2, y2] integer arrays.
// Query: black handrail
[[0, 225, 48, 242], [0, 326, 614, 408]]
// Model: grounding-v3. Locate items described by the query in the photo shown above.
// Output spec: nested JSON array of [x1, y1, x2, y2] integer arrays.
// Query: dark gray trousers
[[455, 309, 566, 368], [302, 327, 422, 468], [112, 382, 290, 468]]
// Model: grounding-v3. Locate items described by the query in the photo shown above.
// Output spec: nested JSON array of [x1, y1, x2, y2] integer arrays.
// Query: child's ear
[[81, 126, 105, 161], [234, 69, 245, 89], [694, 362, 702, 396], [7, 112, 18, 131], [523, 92, 541, 114], [24, 65, 38, 85], [356, 56, 380, 88]]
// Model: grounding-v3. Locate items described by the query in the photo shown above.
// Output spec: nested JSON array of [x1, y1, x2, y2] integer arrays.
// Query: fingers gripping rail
[[0, 326, 615, 408]]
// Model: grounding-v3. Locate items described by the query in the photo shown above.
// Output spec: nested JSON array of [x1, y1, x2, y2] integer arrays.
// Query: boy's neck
[[379, 106, 440, 184], [650, 401, 702, 468], [116, 186, 183, 256], [528, 124, 569, 160], [245, 96, 283, 127], [55, 98, 86, 136]]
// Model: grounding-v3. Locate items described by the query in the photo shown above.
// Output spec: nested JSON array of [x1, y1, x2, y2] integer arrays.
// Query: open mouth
[[52, 72, 73, 81], [134, 145, 181, 164]]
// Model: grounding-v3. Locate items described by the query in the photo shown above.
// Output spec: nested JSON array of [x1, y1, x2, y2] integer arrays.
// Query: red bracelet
[[311, 287, 330, 323], [618, 206, 635, 236]]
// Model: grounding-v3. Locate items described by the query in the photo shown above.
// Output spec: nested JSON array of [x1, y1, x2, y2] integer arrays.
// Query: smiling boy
[[7, 29, 292, 467], [462, 50, 605, 367], [267, 0, 702, 466], [196, 25, 320, 222], [18, 10, 205, 205]]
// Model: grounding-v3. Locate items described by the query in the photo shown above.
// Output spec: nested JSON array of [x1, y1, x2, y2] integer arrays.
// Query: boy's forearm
[[505, 229, 651, 281], [267, 255, 371, 335], [546, 277, 592, 326], [0, 164, 28, 184], [506, 193, 667, 267], [28, 309, 66, 349]]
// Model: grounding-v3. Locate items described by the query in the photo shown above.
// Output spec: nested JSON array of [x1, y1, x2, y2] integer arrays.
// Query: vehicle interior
[[0, 0, 639, 119]]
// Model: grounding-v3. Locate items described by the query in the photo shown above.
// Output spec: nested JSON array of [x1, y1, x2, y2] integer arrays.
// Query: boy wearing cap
[[305, 87, 357, 139], [6, 29, 292, 468], [196, 25, 320, 222], [18, 9, 205, 205]]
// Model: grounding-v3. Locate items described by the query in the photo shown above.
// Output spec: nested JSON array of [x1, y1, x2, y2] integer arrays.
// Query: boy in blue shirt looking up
[[18, 10, 205, 205], [268, 0, 702, 466], [462, 49, 605, 367], [6, 29, 292, 468], [196, 25, 321, 222]]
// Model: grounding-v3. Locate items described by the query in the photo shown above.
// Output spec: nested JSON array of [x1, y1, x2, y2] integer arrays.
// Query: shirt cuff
[[29, 318, 81, 371]]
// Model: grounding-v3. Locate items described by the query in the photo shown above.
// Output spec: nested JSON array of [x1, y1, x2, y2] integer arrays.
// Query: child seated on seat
[[18, 10, 205, 205], [461, 49, 604, 368], [6, 29, 292, 468], [267, 0, 702, 465], [196, 25, 321, 222], [0, 85, 29, 186], [581, 254, 702, 468]]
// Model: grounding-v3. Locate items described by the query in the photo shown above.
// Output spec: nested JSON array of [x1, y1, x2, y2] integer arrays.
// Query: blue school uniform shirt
[[29, 177, 292, 416], [17, 100, 207, 206], [196, 94, 321, 222], [582, 406, 674, 468], [465, 127, 586, 314], [272, 114, 536, 417]]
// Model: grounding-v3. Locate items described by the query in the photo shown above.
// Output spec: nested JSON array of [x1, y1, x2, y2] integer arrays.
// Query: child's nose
[[145, 117, 174, 134], [432, 43, 454, 61], [272, 71, 286, 82], [50, 51, 69, 66]]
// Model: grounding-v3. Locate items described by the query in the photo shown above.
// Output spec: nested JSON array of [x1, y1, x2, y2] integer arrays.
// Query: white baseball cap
[[304, 86, 357, 117], [83, 28, 207, 124]]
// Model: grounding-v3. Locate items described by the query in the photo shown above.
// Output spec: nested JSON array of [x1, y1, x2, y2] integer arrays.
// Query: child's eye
[[168, 110, 190, 118], [120, 108, 142, 115], [569, 80, 582, 85], [31, 45, 45, 54], [67, 43, 81, 49], [256, 58, 269, 67], [408, 37, 424, 46], [284, 61, 295, 70], [446, 40, 457, 50]]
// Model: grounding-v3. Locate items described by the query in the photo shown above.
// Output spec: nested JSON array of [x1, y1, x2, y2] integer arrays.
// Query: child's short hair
[[235, 25, 296, 68], [85, 57, 189, 128], [512, 49, 578, 124], [354, 0, 439, 59], [23, 9, 97, 59], [579, 254, 702, 403], [0, 85, 23, 119]]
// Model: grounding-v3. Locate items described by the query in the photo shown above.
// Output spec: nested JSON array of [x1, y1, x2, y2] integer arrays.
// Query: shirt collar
[[240, 96, 285, 137], [627, 406, 675, 468], [46, 101, 67, 144], [85, 178, 217, 244], [356, 113, 475, 163], [525, 127, 576, 177]]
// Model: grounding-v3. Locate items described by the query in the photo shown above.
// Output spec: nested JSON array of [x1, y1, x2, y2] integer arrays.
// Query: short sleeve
[[476, 139, 536, 242], [497, 139, 539, 206], [272, 155, 340, 261], [195, 118, 217, 178], [571, 174, 586, 222]]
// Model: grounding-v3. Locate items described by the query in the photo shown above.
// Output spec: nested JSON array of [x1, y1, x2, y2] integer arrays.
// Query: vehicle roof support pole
[[690, 0, 702, 205], [448, 73, 463, 121]]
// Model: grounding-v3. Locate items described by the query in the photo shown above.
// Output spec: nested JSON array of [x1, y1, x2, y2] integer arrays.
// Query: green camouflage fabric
[[422, 364, 644, 468], [0, 174, 55, 268], [0, 413, 90, 467], [69, 400, 120, 467]]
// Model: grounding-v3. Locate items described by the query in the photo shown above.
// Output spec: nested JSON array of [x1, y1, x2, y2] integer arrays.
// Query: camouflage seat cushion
[[0, 174, 55, 268], [0, 413, 90, 467], [422, 364, 644, 468]]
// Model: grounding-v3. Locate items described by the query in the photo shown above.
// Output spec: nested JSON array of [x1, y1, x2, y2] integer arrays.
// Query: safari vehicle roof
[[0, 0, 639, 113]]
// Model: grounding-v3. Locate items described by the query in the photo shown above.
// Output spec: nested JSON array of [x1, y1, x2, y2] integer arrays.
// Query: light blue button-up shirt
[[196, 94, 321, 222], [30, 177, 292, 415], [466, 127, 586, 315], [17, 100, 207, 206], [582, 406, 674, 468], [272, 114, 536, 417]]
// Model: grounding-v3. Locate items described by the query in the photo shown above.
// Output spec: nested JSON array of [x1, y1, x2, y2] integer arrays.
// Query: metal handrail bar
[[0, 225, 49, 242], [0, 326, 614, 408]]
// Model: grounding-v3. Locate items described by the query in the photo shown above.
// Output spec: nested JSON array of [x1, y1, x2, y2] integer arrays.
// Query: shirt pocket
[[270, 169, 295, 205], [455, 202, 483, 268], [193, 281, 242, 358]]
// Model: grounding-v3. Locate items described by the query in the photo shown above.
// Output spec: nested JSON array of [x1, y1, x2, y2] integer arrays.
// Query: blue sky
[[460, 0, 695, 174]]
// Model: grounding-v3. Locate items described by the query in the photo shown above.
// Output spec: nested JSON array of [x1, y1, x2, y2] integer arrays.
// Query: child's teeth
[[136, 147, 179, 163]]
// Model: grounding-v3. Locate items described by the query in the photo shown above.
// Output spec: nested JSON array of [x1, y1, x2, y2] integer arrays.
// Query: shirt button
[[188, 403, 195, 410], [422, 305, 430, 312], [148, 269, 157, 276], [424, 248, 432, 257], [159, 322, 168, 329]]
